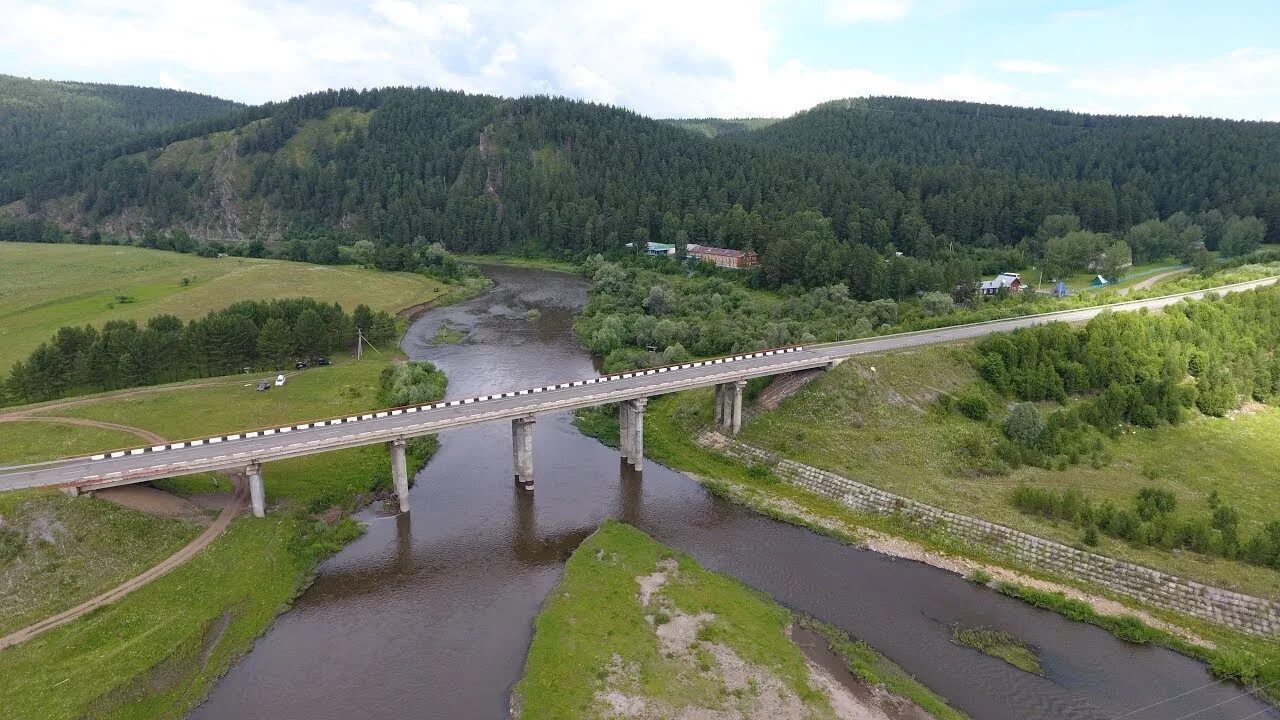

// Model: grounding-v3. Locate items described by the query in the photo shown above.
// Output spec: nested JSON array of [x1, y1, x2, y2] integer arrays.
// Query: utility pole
[[357, 326, 363, 361]]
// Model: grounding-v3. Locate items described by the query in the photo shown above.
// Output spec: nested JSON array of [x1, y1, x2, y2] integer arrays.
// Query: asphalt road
[[2, 276, 1274, 492]]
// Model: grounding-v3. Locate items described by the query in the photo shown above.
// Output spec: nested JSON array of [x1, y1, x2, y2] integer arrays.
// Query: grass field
[[735, 345, 1280, 597], [1011, 258, 1189, 295], [515, 520, 960, 719], [0, 421, 144, 465], [0, 515, 304, 720], [0, 242, 451, 371], [0, 490, 203, 637], [31, 355, 392, 446]]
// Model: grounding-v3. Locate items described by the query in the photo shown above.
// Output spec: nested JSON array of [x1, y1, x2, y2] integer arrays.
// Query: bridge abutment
[[512, 415, 535, 490], [247, 463, 265, 517], [389, 438, 410, 513]]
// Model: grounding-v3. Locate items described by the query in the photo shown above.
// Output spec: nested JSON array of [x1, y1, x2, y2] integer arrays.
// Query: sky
[[2, 0, 1279, 120]]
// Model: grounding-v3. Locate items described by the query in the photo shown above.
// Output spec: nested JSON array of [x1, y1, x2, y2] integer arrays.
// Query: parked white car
[[275, 374, 286, 387]]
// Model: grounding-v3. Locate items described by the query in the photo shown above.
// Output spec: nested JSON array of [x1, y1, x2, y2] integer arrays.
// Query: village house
[[686, 244, 759, 269], [979, 272, 1024, 296]]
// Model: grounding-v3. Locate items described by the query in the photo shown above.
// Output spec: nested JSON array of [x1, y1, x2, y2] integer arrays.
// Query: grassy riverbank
[[0, 343, 466, 719], [0, 358, 442, 719], [574, 387, 1280, 704], [514, 520, 959, 720], [737, 345, 1280, 598], [457, 253, 581, 274], [0, 242, 453, 371]]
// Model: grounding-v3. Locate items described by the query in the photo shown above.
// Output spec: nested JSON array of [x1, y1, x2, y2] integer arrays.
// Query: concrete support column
[[247, 463, 265, 518], [619, 401, 633, 462], [713, 383, 724, 427], [731, 380, 746, 435], [629, 398, 647, 471], [512, 415, 535, 491], [389, 438, 410, 513]]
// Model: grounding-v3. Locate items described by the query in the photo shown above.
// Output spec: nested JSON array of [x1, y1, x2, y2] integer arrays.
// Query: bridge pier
[[389, 438, 410, 513], [619, 398, 647, 470], [512, 415, 535, 491], [61, 485, 81, 498], [714, 381, 746, 435], [247, 463, 265, 518]]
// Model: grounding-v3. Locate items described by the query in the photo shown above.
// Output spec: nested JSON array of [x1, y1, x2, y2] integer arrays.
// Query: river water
[[192, 265, 1278, 720]]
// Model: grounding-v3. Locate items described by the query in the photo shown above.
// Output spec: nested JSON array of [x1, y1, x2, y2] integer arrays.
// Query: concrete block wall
[[699, 432, 1280, 638]]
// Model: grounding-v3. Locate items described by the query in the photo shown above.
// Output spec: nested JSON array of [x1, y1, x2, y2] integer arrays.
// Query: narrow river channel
[[191, 265, 1279, 720]]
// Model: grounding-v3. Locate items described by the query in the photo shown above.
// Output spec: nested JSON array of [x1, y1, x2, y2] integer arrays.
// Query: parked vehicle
[[295, 360, 309, 369], [275, 374, 287, 387], [315, 356, 331, 366], [256, 380, 271, 392]]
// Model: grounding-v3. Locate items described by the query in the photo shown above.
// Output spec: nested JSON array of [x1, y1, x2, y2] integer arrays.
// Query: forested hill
[[4, 87, 1278, 299], [740, 97, 1280, 223], [0, 74, 242, 200]]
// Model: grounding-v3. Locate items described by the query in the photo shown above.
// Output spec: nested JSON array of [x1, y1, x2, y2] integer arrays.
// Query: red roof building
[[686, 244, 759, 269]]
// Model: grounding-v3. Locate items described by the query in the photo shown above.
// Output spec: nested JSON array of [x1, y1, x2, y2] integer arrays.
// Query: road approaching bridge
[[2, 276, 1275, 515]]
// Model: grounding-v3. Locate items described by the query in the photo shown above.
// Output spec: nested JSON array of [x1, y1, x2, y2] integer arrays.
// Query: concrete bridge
[[1, 276, 1275, 517]]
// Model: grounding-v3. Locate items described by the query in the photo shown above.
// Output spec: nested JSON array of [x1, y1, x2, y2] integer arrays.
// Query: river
[[191, 265, 1278, 720]]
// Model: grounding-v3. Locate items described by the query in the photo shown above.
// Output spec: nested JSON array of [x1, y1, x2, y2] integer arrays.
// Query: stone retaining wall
[[699, 432, 1280, 638]]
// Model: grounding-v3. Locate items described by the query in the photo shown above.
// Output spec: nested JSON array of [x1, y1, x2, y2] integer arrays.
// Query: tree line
[[0, 215, 481, 284], [2, 298, 399, 405], [1012, 484, 1280, 570]]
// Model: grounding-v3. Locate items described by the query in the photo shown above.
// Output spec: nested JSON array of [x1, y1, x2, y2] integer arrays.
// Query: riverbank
[[514, 520, 961, 720], [575, 390, 1280, 704], [0, 355, 450, 719], [456, 253, 581, 274], [0, 394, 440, 720]]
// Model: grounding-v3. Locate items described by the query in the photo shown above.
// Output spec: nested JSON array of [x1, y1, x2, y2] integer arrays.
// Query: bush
[[1134, 487, 1177, 520], [955, 393, 991, 421], [1082, 525, 1099, 546], [379, 361, 448, 407], [1003, 403, 1045, 445]]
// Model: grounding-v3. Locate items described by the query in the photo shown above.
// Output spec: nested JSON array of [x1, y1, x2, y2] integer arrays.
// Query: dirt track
[[0, 415, 246, 651], [1118, 267, 1190, 296]]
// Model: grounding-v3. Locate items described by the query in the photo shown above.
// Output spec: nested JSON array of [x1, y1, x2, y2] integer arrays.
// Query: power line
[[1224, 705, 1279, 720], [1162, 678, 1280, 720], [1107, 655, 1280, 720]]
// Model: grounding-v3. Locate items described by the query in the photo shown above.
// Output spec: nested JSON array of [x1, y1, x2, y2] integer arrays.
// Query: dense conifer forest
[[0, 74, 242, 201], [3, 85, 1278, 299]]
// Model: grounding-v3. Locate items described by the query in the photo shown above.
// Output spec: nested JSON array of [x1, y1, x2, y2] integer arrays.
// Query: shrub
[[1082, 525, 1099, 546], [955, 393, 991, 421], [1003, 403, 1045, 445], [968, 568, 993, 585], [1106, 615, 1155, 644], [1135, 487, 1177, 520]]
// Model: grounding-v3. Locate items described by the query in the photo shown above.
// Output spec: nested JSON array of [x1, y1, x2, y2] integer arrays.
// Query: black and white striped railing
[[88, 347, 807, 461]]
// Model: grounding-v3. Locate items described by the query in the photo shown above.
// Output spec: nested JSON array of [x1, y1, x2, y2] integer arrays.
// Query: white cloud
[[996, 60, 1066, 75], [0, 1, 1276, 121], [1067, 48, 1280, 119], [157, 71, 186, 91], [825, 0, 914, 23]]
